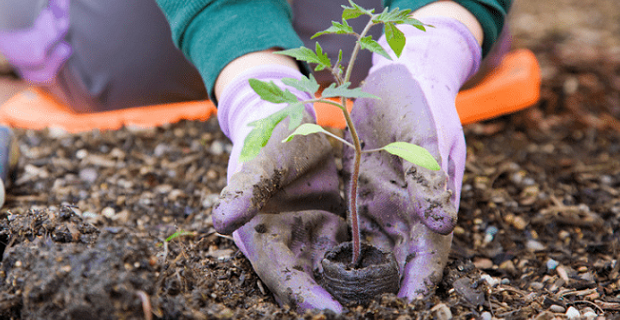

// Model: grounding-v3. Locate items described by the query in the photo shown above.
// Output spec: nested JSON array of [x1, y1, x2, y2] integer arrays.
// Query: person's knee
[[0, 0, 48, 30]]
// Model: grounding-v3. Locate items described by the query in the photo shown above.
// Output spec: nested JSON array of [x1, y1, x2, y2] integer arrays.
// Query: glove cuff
[[217, 64, 314, 145], [371, 16, 482, 93]]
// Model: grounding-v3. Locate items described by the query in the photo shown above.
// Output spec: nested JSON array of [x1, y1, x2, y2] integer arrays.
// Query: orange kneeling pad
[[0, 49, 540, 133]]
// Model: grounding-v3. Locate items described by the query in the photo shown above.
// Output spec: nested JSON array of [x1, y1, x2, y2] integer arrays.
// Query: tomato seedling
[[240, 0, 440, 266]]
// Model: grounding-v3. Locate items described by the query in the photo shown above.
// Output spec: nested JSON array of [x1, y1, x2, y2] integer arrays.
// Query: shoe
[[0, 125, 18, 207]]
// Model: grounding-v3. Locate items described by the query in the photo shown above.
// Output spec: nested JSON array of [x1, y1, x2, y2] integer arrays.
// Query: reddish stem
[[341, 96, 363, 266]]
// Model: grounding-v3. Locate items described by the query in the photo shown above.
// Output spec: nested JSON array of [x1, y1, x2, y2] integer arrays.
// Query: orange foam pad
[[0, 49, 540, 133]]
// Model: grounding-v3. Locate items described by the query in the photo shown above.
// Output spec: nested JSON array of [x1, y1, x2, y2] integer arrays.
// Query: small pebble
[[480, 274, 498, 287], [76, 149, 88, 159], [512, 216, 528, 230], [79, 168, 98, 183], [153, 143, 170, 157], [500, 278, 510, 285], [600, 175, 613, 185], [583, 310, 597, 320], [484, 226, 498, 243], [499, 260, 517, 275], [431, 303, 452, 320], [481, 311, 492, 320], [549, 305, 566, 313], [566, 306, 580, 319], [529, 282, 544, 290], [474, 258, 493, 270], [102, 207, 116, 218], [526, 239, 546, 251], [210, 141, 224, 155], [546, 258, 559, 271]]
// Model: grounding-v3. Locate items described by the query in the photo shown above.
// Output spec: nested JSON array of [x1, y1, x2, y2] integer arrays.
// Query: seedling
[[240, 1, 440, 266]]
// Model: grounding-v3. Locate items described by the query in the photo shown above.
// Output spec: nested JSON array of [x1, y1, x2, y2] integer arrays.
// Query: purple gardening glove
[[343, 17, 481, 299], [214, 65, 347, 312], [0, 0, 71, 84]]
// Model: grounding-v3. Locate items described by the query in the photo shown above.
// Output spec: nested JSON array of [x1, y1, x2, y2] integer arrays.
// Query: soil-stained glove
[[343, 17, 481, 299], [234, 210, 348, 312], [214, 65, 344, 235], [214, 65, 347, 312]]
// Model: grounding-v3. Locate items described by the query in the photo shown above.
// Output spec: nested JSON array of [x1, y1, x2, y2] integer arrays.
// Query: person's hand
[[212, 65, 346, 312], [341, 17, 481, 299]]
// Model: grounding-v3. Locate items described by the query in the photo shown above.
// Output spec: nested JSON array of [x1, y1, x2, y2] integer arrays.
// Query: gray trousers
[[1, 0, 384, 112]]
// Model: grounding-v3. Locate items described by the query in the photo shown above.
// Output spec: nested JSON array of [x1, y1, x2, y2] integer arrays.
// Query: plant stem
[[341, 18, 376, 266], [344, 20, 374, 84]]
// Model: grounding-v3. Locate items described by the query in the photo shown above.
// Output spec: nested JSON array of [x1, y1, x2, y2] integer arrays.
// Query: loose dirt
[[1, 0, 620, 319]]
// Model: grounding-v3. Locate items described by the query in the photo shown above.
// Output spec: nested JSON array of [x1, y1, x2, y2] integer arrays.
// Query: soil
[[1, 0, 620, 319]]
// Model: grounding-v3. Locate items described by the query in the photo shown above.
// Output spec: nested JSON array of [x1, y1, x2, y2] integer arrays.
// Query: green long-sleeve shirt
[[155, 0, 512, 99]]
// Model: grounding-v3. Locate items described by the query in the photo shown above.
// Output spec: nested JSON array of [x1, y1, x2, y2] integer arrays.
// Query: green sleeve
[[384, 0, 512, 57], [155, 0, 307, 100]]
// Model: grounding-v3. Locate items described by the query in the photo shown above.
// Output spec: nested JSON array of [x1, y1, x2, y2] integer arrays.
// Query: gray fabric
[[51, 0, 208, 112], [0, 0, 47, 30]]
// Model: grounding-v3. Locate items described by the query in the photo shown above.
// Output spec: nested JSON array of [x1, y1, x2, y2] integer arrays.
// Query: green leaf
[[276, 45, 331, 71], [249, 79, 300, 104], [321, 82, 379, 100], [313, 42, 331, 71], [372, 7, 412, 24], [286, 102, 305, 130], [371, 7, 427, 31], [358, 36, 391, 60], [341, 0, 374, 20], [239, 102, 306, 162], [165, 230, 196, 242], [282, 123, 330, 142], [381, 142, 441, 171], [239, 110, 288, 162], [282, 75, 320, 96], [402, 17, 427, 31], [312, 20, 355, 38], [384, 23, 406, 58]]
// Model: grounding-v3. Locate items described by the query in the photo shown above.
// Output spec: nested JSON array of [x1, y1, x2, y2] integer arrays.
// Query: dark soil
[[2, 1, 620, 319]]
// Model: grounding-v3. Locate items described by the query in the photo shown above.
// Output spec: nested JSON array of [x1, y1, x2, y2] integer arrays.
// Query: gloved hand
[[214, 65, 347, 312], [342, 17, 481, 299]]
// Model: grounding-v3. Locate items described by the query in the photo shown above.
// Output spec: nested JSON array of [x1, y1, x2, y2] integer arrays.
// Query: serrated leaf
[[240, 102, 306, 162], [381, 142, 440, 171], [312, 20, 355, 38], [276, 46, 331, 71], [313, 42, 331, 71], [384, 23, 406, 58], [402, 17, 427, 31], [282, 75, 320, 96], [282, 123, 330, 142], [240, 110, 288, 162], [358, 36, 391, 60], [249, 79, 300, 104], [372, 7, 412, 24], [341, 0, 374, 20], [286, 102, 305, 130], [321, 82, 379, 100]]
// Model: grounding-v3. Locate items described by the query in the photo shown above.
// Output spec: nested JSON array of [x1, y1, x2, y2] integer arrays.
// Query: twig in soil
[[532, 195, 604, 228], [216, 233, 234, 242], [558, 288, 598, 298], [572, 300, 604, 314], [136, 290, 153, 320]]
